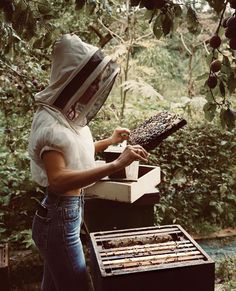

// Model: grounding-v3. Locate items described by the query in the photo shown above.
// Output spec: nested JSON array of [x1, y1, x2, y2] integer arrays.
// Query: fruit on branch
[[210, 60, 222, 73], [229, 37, 236, 50], [226, 16, 236, 28], [225, 26, 236, 39], [209, 35, 221, 49], [222, 13, 236, 51], [207, 74, 218, 89], [229, 0, 236, 9]]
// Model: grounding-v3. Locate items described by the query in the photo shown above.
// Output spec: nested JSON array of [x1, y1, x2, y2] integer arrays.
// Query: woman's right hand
[[114, 145, 149, 170]]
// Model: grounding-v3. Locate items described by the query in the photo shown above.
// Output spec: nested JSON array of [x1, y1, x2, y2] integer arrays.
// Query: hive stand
[[0, 243, 10, 291]]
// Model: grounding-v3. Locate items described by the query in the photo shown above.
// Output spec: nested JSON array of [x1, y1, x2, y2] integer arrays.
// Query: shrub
[[150, 124, 236, 234]]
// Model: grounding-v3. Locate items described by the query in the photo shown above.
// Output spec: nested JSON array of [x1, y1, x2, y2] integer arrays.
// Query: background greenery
[[0, 0, 236, 288]]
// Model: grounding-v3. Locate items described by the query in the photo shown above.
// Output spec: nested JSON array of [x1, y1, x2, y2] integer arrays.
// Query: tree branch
[[88, 24, 113, 48], [97, 18, 125, 44], [180, 33, 192, 56]]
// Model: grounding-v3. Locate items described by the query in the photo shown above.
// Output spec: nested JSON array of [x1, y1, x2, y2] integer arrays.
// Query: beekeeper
[[28, 33, 148, 291]]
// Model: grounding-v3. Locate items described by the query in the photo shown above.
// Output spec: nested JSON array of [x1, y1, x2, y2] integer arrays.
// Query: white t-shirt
[[28, 108, 96, 187]]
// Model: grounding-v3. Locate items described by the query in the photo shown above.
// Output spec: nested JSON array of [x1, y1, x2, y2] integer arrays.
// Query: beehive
[[90, 225, 215, 291]]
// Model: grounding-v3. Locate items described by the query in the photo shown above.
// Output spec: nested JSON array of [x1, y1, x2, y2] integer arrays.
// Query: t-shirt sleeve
[[30, 123, 74, 166]]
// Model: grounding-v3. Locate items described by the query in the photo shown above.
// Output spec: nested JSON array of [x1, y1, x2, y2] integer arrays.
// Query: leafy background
[[0, 0, 236, 289]]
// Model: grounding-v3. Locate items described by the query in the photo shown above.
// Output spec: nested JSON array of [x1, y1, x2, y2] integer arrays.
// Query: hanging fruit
[[210, 60, 222, 73], [207, 74, 218, 89], [229, 0, 236, 9], [229, 37, 236, 49], [209, 35, 221, 49]]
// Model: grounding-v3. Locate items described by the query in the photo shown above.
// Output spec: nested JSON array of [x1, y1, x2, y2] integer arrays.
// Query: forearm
[[94, 137, 112, 153], [48, 161, 120, 194], [43, 143, 148, 195]]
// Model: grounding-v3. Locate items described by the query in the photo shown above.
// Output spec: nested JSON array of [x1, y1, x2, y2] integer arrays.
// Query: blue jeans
[[32, 192, 89, 291]]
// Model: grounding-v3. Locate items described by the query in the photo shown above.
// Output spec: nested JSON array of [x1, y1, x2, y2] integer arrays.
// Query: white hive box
[[85, 163, 161, 203]]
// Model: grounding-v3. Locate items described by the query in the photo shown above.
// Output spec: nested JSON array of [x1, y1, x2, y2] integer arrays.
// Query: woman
[[28, 34, 148, 291]]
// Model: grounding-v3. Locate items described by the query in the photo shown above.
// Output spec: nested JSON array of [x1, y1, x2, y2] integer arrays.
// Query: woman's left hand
[[110, 127, 130, 145]]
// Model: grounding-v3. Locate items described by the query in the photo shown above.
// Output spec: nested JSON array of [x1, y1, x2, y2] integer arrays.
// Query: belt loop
[[80, 188, 85, 222], [81, 189, 85, 205], [41, 196, 47, 207], [45, 187, 61, 208], [42, 188, 49, 207]]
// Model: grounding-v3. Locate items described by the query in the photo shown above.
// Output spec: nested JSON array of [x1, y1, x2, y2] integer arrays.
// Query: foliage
[[0, 42, 46, 248], [216, 255, 236, 288], [91, 103, 236, 237], [0, 0, 236, 127], [150, 124, 236, 234], [0, 149, 43, 248]]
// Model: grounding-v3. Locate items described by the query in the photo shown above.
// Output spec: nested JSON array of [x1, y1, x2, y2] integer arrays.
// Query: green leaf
[[221, 56, 231, 77], [43, 32, 52, 48], [162, 13, 173, 36], [205, 91, 214, 102], [32, 37, 43, 49], [227, 72, 236, 94], [221, 108, 236, 130], [220, 108, 228, 129], [219, 80, 225, 97], [153, 26, 162, 39], [186, 5, 201, 35], [203, 102, 217, 122], [173, 4, 182, 17], [144, 9, 155, 21], [38, 2, 52, 15], [153, 14, 163, 39]]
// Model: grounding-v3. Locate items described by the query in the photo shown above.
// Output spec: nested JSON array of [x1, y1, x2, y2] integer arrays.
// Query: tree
[[0, 0, 235, 128], [0, 0, 236, 129]]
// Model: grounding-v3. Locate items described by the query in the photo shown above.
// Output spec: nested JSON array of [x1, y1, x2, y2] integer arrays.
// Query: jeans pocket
[[32, 213, 51, 251]]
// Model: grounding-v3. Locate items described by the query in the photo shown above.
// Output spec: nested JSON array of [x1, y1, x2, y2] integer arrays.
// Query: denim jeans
[[32, 191, 89, 291]]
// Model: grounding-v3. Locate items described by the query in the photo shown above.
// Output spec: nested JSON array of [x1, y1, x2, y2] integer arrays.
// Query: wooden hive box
[[85, 164, 161, 203]]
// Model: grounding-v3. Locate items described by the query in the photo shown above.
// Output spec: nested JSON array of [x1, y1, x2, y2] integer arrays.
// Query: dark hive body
[[129, 111, 187, 151]]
